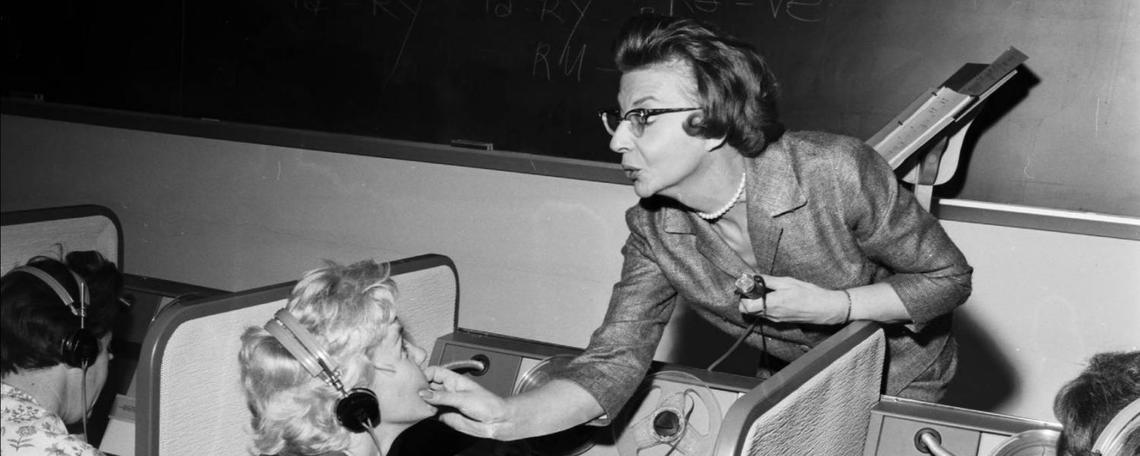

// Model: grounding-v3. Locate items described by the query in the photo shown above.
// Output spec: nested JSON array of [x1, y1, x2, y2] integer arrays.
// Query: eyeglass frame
[[597, 107, 702, 136]]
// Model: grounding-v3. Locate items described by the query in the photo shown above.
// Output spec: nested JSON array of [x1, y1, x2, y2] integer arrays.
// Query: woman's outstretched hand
[[420, 366, 511, 439]]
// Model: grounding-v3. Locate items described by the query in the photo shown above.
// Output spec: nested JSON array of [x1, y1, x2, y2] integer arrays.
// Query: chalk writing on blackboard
[[377, 0, 422, 20], [768, 0, 824, 22], [384, 0, 423, 84], [635, 0, 824, 23], [533, 0, 593, 82]]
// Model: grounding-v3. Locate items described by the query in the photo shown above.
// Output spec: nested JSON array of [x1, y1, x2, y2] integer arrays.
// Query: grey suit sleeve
[[557, 214, 678, 422], [842, 142, 973, 331]]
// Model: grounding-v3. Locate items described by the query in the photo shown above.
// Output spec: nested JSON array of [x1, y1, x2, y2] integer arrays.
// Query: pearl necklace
[[696, 172, 747, 221]]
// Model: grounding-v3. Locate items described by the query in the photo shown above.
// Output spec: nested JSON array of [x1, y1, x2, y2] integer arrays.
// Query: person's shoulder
[[56, 435, 106, 456], [1, 385, 104, 455], [780, 130, 867, 158], [2, 383, 51, 423], [782, 130, 862, 147], [0, 419, 103, 456], [774, 131, 896, 198], [774, 130, 871, 176]]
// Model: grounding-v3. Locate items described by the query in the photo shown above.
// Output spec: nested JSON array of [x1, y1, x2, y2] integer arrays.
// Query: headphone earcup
[[335, 388, 380, 433], [61, 329, 100, 368]]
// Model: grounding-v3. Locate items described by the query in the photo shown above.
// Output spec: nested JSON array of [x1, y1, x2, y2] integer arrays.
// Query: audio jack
[[915, 428, 957, 456], [441, 358, 488, 374]]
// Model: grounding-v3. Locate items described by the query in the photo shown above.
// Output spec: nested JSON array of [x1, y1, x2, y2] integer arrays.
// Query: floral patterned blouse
[[2, 383, 103, 455]]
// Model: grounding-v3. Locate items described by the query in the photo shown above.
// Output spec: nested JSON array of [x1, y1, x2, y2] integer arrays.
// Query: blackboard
[[4, 0, 1138, 217]]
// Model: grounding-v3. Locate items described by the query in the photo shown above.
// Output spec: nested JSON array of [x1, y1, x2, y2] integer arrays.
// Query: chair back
[[1, 204, 122, 272], [713, 321, 886, 456], [135, 253, 458, 456]]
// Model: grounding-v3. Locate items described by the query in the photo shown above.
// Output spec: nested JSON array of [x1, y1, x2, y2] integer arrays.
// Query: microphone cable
[[706, 320, 760, 372], [708, 273, 771, 372]]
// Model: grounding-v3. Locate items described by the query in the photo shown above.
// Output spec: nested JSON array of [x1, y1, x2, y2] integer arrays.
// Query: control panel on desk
[[863, 396, 1062, 456], [430, 330, 760, 456]]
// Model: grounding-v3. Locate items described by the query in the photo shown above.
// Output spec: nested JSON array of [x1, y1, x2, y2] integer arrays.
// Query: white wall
[[3, 114, 1137, 422], [0, 115, 637, 348], [940, 220, 1140, 421], [0, 114, 707, 359]]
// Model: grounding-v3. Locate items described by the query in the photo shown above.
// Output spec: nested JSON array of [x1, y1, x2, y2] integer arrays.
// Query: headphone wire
[[707, 320, 758, 372], [81, 363, 89, 442], [78, 270, 90, 440], [365, 420, 384, 456]]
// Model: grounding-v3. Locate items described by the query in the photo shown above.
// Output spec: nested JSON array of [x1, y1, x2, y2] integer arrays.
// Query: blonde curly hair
[[238, 259, 398, 455]]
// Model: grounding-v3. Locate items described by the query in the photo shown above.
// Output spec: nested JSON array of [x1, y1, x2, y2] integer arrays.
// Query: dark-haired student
[[420, 14, 972, 441], [1054, 351, 1140, 456], [1, 251, 126, 455]]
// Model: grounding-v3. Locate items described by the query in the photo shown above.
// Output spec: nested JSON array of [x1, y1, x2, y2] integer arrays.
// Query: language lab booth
[[3, 2, 1139, 454], [5, 202, 1134, 455]]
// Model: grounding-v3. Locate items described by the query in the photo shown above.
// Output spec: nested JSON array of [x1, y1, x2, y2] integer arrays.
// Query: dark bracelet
[[841, 289, 853, 324]]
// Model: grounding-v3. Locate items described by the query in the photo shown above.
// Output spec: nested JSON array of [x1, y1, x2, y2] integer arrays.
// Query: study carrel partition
[[1, 204, 122, 273]]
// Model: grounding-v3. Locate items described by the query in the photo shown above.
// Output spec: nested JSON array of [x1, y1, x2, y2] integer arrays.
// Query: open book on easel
[[866, 47, 1027, 209]]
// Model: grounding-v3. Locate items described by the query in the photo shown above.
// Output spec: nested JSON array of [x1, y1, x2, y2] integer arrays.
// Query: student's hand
[[738, 274, 849, 325], [421, 366, 511, 439]]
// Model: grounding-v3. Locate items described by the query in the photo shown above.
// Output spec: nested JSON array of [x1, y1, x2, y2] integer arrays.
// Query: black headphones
[[11, 265, 99, 368], [264, 308, 380, 433]]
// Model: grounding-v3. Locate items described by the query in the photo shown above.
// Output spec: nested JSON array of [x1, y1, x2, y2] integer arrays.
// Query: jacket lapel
[[747, 137, 808, 274], [662, 205, 745, 279], [658, 136, 808, 278]]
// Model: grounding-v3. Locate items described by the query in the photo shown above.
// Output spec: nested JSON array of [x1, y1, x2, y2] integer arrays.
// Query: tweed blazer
[[561, 131, 973, 419]]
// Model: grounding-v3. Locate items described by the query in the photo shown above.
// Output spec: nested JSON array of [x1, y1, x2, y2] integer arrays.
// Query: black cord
[[709, 273, 772, 372], [81, 364, 89, 441], [707, 320, 759, 372], [366, 422, 384, 456]]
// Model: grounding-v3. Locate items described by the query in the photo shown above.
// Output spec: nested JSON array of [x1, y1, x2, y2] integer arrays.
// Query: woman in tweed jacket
[[420, 14, 972, 441]]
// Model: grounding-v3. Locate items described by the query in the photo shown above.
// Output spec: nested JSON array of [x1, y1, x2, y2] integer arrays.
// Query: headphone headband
[[263, 307, 380, 434], [9, 265, 97, 368], [264, 309, 347, 394], [10, 266, 89, 318]]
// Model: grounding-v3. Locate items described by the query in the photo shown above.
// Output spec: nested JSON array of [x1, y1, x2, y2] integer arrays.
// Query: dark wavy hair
[[1053, 351, 1140, 456], [1, 251, 125, 375], [613, 14, 785, 157]]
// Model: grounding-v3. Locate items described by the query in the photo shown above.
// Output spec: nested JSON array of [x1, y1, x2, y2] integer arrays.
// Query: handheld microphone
[[735, 274, 771, 300]]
